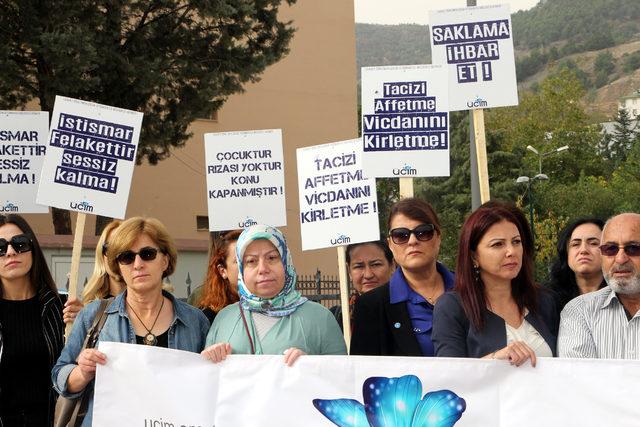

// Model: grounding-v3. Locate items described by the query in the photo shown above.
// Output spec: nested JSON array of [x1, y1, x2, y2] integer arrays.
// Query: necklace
[[127, 297, 165, 346]]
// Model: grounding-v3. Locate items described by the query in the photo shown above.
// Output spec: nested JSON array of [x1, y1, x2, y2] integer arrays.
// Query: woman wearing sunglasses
[[202, 225, 346, 366], [0, 214, 65, 426], [52, 217, 209, 426], [350, 198, 455, 356], [81, 219, 124, 304], [432, 202, 558, 367]]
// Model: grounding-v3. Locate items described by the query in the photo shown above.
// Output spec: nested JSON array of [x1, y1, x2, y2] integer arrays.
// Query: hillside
[[355, 0, 640, 119]]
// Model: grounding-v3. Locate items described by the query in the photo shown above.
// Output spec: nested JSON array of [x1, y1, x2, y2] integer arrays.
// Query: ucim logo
[[238, 217, 258, 228], [330, 234, 351, 245], [69, 200, 94, 213], [0, 202, 18, 212], [392, 164, 418, 176], [466, 96, 488, 108]]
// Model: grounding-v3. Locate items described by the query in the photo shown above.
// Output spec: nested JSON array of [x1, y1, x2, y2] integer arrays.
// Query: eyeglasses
[[599, 243, 640, 257], [101, 243, 108, 256], [389, 224, 436, 245], [0, 234, 33, 257], [116, 247, 161, 265]]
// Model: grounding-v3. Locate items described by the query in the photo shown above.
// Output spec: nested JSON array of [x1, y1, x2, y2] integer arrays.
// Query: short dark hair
[[0, 214, 58, 297], [546, 217, 605, 309], [387, 197, 441, 235], [346, 240, 394, 265]]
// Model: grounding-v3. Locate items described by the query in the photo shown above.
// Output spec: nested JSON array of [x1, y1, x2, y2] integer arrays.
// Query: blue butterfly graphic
[[313, 375, 466, 427]]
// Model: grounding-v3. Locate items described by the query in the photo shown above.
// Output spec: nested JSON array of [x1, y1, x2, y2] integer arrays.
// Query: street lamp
[[526, 145, 570, 175], [516, 174, 549, 238]]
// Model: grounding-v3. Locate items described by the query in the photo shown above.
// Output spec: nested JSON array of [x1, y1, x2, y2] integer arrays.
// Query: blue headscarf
[[236, 225, 307, 317]]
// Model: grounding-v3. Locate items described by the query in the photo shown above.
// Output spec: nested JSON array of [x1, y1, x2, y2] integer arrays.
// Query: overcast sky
[[354, 0, 541, 25]]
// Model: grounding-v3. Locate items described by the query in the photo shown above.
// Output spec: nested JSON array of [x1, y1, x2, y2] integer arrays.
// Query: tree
[[603, 108, 638, 169], [0, 0, 296, 234]]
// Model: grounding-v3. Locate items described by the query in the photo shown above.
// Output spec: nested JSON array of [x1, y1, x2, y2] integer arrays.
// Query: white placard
[[35, 96, 143, 218], [361, 65, 450, 178], [429, 4, 519, 111], [0, 111, 49, 213], [204, 129, 286, 231], [94, 345, 640, 427], [296, 139, 380, 251]]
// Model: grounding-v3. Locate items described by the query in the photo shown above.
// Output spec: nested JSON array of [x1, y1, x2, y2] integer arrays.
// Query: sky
[[354, 0, 541, 25]]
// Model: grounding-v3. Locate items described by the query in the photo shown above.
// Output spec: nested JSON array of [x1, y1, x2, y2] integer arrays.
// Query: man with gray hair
[[558, 213, 640, 358]]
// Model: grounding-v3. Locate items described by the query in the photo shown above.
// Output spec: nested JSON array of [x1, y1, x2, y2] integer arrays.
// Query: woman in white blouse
[[432, 201, 558, 366]]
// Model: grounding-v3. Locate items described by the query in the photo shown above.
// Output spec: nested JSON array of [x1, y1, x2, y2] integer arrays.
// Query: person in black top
[[546, 218, 607, 313], [0, 214, 65, 427]]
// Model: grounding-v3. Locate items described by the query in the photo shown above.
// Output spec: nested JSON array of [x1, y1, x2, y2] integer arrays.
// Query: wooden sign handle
[[337, 245, 351, 350], [472, 109, 491, 203], [65, 212, 86, 336], [399, 177, 414, 199]]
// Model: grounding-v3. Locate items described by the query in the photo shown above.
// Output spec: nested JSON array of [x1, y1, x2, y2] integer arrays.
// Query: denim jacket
[[51, 290, 209, 427]]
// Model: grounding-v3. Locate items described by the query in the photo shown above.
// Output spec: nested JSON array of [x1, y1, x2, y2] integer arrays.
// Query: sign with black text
[[205, 129, 286, 231], [36, 96, 143, 218], [429, 4, 519, 111], [361, 65, 450, 178], [297, 139, 379, 250], [0, 111, 49, 213]]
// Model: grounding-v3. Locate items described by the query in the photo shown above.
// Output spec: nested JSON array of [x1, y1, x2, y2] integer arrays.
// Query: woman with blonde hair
[[198, 230, 241, 323], [81, 220, 123, 304]]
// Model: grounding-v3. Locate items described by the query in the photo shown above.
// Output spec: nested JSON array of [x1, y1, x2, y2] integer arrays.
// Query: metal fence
[[297, 269, 349, 309]]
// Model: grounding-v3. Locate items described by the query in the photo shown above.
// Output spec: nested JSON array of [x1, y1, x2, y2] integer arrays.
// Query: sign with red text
[[36, 96, 143, 218], [429, 4, 519, 111], [0, 111, 49, 213], [361, 65, 450, 178], [296, 139, 379, 250], [205, 129, 286, 231]]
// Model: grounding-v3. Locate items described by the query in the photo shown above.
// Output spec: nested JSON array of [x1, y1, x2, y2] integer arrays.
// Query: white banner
[[94, 343, 640, 427], [296, 139, 380, 251], [429, 4, 519, 111], [36, 96, 143, 218], [361, 65, 450, 178], [204, 129, 286, 231], [0, 111, 49, 213]]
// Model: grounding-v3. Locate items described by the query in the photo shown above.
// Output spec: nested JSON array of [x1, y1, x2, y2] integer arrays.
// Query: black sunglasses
[[389, 224, 436, 245], [116, 247, 161, 265], [599, 243, 640, 257], [0, 234, 33, 257], [101, 242, 108, 256]]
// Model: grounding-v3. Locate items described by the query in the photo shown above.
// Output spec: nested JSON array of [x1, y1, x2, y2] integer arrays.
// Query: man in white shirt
[[558, 213, 640, 359]]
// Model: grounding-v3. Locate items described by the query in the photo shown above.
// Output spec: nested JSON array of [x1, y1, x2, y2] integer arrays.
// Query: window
[[196, 216, 209, 231]]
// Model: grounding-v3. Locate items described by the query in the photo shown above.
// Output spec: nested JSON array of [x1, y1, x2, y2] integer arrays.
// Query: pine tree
[[0, 0, 296, 233]]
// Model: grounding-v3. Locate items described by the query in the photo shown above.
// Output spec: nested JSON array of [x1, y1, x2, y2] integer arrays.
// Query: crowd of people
[[1, 198, 639, 426]]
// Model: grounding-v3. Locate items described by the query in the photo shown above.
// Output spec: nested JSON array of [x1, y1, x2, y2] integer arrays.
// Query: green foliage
[[622, 50, 640, 73], [0, 0, 297, 165], [593, 51, 615, 87], [602, 109, 639, 170]]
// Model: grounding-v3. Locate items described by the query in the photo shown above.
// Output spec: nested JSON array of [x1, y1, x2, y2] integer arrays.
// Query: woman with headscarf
[[202, 225, 346, 365]]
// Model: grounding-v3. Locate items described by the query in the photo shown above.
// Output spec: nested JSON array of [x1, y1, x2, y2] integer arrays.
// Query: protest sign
[[0, 111, 49, 213], [296, 139, 379, 251], [204, 129, 286, 230], [361, 65, 450, 178], [95, 344, 640, 427], [429, 4, 519, 111], [36, 96, 143, 218]]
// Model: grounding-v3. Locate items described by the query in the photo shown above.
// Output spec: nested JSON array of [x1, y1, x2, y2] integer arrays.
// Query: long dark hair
[[455, 202, 537, 331], [0, 214, 58, 297], [546, 217, 605, 309]]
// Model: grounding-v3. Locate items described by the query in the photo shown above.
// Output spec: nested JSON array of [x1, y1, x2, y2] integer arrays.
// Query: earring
[[473, 263, 481, 282]]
